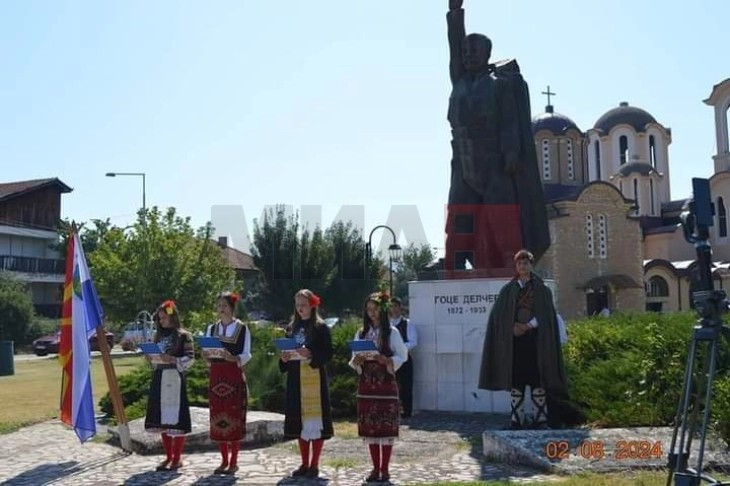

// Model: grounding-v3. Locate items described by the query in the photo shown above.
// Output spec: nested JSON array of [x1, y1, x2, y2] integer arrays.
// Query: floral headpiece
[[371, 290, 391, 312], [228, 293, 240, 306], [161, 300, 176, 315], [308, 293, 321, 307]]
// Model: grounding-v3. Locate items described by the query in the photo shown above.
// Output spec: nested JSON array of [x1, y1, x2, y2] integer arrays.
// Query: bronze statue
[[445, 0, 550, 270]]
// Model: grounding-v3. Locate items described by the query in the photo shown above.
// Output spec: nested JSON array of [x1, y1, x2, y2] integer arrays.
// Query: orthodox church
[[533, 78, 730, 318]]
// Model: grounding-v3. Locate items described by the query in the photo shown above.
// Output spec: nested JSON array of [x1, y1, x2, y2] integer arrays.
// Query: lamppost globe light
[[388, 243, 403, 261]]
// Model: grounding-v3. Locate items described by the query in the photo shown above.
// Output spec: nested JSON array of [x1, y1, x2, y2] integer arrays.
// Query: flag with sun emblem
[[59, 230, 105, 443]]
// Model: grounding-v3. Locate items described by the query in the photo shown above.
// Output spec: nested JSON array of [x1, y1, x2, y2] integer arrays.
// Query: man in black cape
[[478, 250, 570, 429]]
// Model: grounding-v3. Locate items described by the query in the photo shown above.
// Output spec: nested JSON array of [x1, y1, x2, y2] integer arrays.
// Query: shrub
[[565, 311, 730, 445], [712, 375, 730, 446], [328, 320, 360, 417], [25, 317, 60, 343], [0, 272, 35, 344]]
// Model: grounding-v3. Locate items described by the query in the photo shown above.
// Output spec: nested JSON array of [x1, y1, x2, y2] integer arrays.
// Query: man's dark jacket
[[478, 272, 568, 393]]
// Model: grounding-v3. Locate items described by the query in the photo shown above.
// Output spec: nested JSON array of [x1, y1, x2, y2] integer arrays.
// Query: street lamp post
[[365, 225, 403, 296], [106, 172, 148, 310], [105, 172, 146, 217]]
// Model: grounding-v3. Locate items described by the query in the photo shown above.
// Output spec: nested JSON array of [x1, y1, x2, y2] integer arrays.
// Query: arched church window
[[647, 276, 669, 297], [620, 136, 629, 165], [598, 214, 608, 258], [586, 214, 594, 259], [650, 179, 655, 215], [594, 140, 601, 180], [725, 105, 730, 153], [718, 197, 727, 238], [542, 139, 551, 180], [566, 139, 575, 180], [649, 135, 657, 167]]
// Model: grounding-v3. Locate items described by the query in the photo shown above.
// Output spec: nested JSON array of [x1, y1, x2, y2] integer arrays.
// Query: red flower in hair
[[373, 291, 391, 311], [161, 300, 176, 315], [309, 293, 321, 307], [229, 293, 240, 305]]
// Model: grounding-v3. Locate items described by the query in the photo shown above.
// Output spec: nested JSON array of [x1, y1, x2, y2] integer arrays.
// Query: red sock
[[310, 439, 324, 468], [219, 443, 229, 467], [161, 433, 173, 461], [172, 436, 186, 463], [229, 441, 240, 467], [298, 438, 311, 467], [368, 444, 381, 472], [381, 445, 393, 474]]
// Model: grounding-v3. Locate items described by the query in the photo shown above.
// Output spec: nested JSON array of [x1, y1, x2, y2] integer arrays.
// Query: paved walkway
[[0, 412, 561, 485]]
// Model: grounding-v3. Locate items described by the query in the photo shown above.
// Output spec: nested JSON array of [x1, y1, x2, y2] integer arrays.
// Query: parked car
[[120, 311, 156, 351], [32, 330, 115, 356], [248, 310, 273, 321], [324, 317, 340, 328]]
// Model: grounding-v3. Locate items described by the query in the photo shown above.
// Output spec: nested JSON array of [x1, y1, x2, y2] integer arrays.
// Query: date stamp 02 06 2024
[[544, 439, 664, 461]]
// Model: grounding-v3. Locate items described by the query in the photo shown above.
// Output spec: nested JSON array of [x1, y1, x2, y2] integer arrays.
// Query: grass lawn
[[0, 354, 143, 434]]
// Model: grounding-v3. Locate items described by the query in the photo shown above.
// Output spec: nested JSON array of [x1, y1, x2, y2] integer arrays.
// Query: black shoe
[[381, 472, 390, 482], [506, 421, 522, 430], [155, 460, 170, 471], [292, 464, 308, 477], [305, 466, 319, 479], [364, 470, 380, 483]]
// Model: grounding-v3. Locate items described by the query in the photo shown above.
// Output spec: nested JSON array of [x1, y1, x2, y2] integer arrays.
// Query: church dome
[[594, 102, 657, 133], [617, 161, 655, 177], [532, 105, 581, 135]]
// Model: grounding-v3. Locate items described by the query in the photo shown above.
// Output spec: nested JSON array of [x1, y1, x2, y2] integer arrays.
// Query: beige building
[[532, 77, 730, 317]]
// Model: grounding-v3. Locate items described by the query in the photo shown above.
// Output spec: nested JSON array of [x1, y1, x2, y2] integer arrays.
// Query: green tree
[[323, 221, 381, 316], [392, 243, 437, 306], [251, 207, 336, 320], [251, 209, 382, 320], [250, 206, 300, 320], [88, 207, 234, 322], [54, 218, 115, 263], [0, 272, 35, 343]]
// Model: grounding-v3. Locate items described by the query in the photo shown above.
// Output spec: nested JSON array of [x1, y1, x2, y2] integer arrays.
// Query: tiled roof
[[219, 244, 258, 271], [0, 178, 72, 201]]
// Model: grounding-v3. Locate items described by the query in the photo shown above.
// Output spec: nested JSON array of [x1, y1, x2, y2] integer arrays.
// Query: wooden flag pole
[[95, 321, 132, 452], [69, 222, 131, 451]]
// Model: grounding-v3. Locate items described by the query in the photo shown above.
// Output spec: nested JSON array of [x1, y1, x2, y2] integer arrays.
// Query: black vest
[[396, 318, 409, 343]]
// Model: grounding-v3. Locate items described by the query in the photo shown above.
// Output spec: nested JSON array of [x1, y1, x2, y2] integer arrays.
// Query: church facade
[[532, 78, 730, 318]]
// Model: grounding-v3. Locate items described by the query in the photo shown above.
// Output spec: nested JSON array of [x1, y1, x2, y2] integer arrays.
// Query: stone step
[[107, 407, 285, 455]]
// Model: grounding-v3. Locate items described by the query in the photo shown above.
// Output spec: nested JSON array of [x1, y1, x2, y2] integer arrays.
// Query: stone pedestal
[[107, 407, 285, 454], [408, 277, 556, 414], [408, 278, 511, 413]]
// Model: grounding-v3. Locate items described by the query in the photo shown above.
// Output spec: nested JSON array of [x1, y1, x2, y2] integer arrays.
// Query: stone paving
[[0, 412, 561, 485]]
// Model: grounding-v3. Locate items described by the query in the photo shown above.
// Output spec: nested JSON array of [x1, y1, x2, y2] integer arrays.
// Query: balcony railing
[[0, 255, 65, 275]]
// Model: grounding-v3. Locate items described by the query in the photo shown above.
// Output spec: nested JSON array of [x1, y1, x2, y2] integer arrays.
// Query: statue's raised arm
[[447, 0, 465, 84]]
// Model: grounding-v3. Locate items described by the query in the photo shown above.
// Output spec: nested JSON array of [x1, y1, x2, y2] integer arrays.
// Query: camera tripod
[[666, 310, 730, 486], [668, 179, 730, 486]]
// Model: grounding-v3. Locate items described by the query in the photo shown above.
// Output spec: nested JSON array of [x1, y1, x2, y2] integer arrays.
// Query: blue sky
[[1, 1, 728, 258]]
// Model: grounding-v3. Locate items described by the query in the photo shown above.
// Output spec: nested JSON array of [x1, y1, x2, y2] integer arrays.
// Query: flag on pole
[[59, 230, 104, 443]]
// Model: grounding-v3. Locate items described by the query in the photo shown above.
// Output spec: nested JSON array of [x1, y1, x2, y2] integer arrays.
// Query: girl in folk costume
[[143, 300, 195, 471], [203, 291, 252, 475], [279, 289, 334, 480], [349, 291, 408, 484]]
